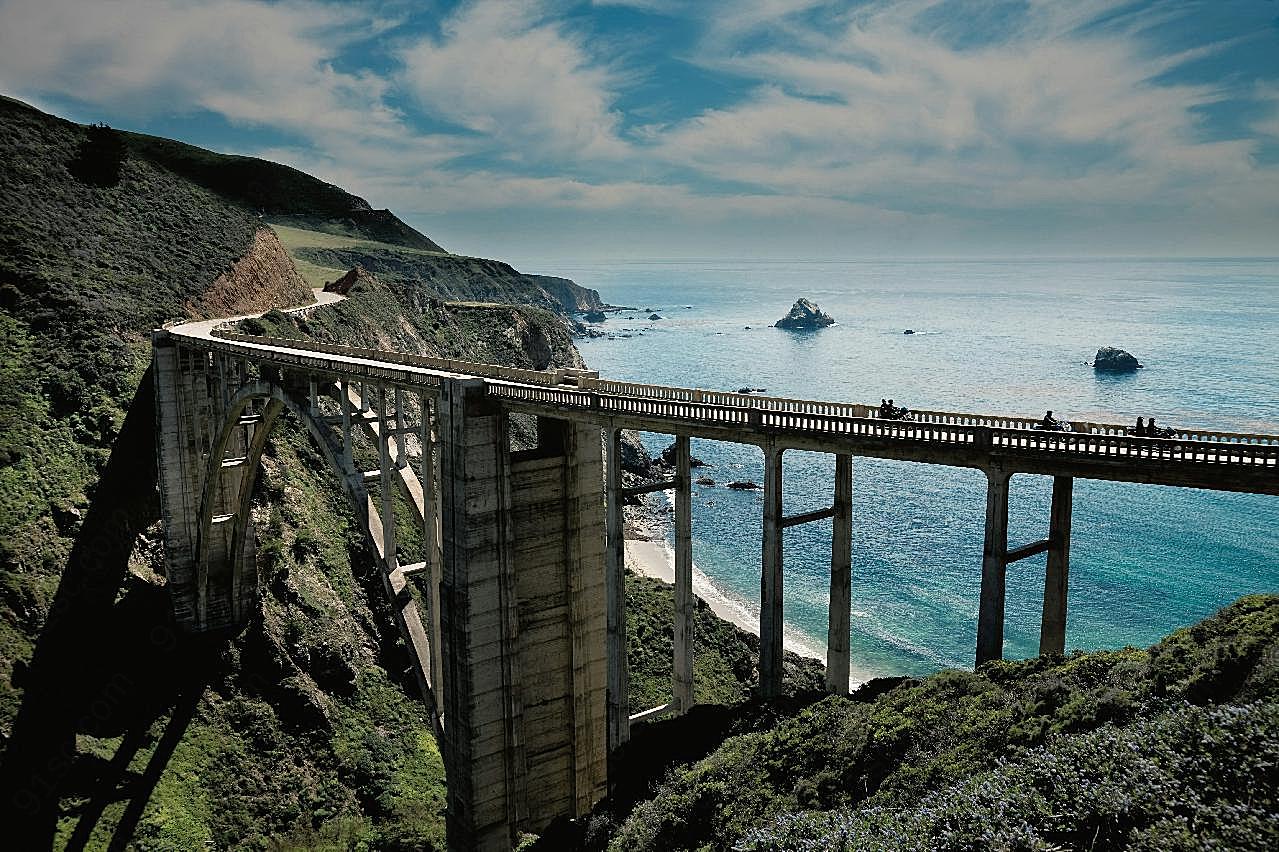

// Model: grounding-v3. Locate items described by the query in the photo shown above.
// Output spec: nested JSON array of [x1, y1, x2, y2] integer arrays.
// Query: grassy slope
[[268, 221, 604, 314], [611, 595, 1279, 851], [268, 223, 450, 289], [120, 130, 445, 252]]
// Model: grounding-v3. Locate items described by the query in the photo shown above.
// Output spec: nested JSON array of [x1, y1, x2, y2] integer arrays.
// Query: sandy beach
[[624, 534, 830, 665]]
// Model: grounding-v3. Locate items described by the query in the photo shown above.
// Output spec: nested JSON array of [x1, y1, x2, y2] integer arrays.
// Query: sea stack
[[1092, 346, 1143, 373], [774, 298, 835, 330]]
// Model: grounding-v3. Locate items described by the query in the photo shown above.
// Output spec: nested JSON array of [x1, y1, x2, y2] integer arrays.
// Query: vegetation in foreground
[[605, 594, 1279, 851]]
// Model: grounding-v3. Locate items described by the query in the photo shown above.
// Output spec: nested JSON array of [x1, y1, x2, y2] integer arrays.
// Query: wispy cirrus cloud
[[399, 0, 629, 162], [0, 0, 1275, 258], [0, 0, 405, 140]]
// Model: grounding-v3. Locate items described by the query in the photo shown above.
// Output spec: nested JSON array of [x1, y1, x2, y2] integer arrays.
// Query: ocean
[[547, 258, 1279, 679]]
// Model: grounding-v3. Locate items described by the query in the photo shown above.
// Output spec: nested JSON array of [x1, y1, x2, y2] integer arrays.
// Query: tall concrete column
[[760, 442, 784, 697], [377, 385, 398, 573], [394, 387, 408, 468], [153, 335, 200, 627], [438, 378, 525, 852], [673, 435, 694, 712], [826, 453, 853, 694], [1039, 475, 1073, 656], [339, 378, 354, 474], [603, 428, 629, 747], [421, 392, 445, 719], [976, 469, 1011, 665]]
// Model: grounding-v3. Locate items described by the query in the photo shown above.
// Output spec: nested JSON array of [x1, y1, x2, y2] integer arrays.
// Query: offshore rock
[[727, 480, 761, 490], [583, 309, 607, 323], [1093, 346, 1143, 373], [774, 298, 835, 330], [660, 441, 707, 468]]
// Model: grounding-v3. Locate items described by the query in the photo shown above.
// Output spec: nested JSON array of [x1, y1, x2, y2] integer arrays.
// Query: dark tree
[[69, 123, 127, 187]]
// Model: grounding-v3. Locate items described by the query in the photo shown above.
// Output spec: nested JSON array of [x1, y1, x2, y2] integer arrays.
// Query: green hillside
[[602, 594, 1279, 851]]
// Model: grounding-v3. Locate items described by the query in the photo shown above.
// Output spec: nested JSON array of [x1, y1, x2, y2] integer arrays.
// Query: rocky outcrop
[[323, 265, 376, 296], [1092, 347, 1143, 373], [529, 274, 606, 314], [774, 298, 835, 330], [583, 310, 607, 322], [727, 481, 761, 490], [192, 227, 314, 318], [619, 430, 656, 477]]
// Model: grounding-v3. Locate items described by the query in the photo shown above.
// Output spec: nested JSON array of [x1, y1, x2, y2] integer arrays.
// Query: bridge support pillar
[[440, 380, 607, 851], [976, 469, 1011, 665], [826, 454, 853, 694], [604, 428, 630, 750], [673, 435, 694, 712], [153, 333, 258, 631], [760, 442, 785, 697], [1039, 476, 1073, 656]]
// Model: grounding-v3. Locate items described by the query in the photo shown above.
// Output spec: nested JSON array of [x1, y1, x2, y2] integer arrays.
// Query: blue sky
[[2, 0, 1277, 263]]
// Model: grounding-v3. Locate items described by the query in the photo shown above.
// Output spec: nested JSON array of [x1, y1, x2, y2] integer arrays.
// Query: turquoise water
[[550, 258, 1279, 678]]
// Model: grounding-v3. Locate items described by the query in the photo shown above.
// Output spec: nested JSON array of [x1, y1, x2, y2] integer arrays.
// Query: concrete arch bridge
[[152, 308, 1278, 851]]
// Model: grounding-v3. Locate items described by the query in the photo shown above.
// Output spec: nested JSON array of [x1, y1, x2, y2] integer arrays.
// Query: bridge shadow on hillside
[[0, 368, 221, 849]]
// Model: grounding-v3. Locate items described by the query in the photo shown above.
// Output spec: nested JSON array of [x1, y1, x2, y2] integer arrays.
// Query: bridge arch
[[193, 380, 345, 630]]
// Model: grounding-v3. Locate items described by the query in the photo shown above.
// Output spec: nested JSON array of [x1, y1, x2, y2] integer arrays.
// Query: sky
[[2, 0, 1278, 264]]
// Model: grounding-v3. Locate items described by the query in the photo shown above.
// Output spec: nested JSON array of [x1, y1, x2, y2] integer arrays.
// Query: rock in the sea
[[660, 441, 707, 468], [695, 476, 715, 486], [1092, 346, 1143, 373], [727, 480, 761, 490], [774, 298, 835, 330], [648, 313, 662, 320], [903, 329, 915, 335]]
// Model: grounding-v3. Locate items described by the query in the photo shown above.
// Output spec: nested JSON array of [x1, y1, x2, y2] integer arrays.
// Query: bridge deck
[[162, 323, 1279, 496]]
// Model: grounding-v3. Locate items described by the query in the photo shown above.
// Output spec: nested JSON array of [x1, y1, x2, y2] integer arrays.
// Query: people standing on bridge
[[1041, 410, 1055, 430], [880, 398, 889, 418], [1148, 417, 1158, 437], [1135, 417, 1146, 436]]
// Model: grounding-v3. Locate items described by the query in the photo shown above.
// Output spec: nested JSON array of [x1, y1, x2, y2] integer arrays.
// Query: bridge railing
[[578, 380, 1277, 448], [176, 327, 1278, 458], [988, 427, 1279, 466], [489, 382, 1279, 468], [580, 377, 875, 419]]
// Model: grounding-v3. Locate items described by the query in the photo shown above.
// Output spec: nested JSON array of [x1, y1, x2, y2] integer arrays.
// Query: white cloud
[[0, 0, 1273, 256], [399, 0, 628, 162], [0, 0, 424, 153], [647, 0, 1275, 223]]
